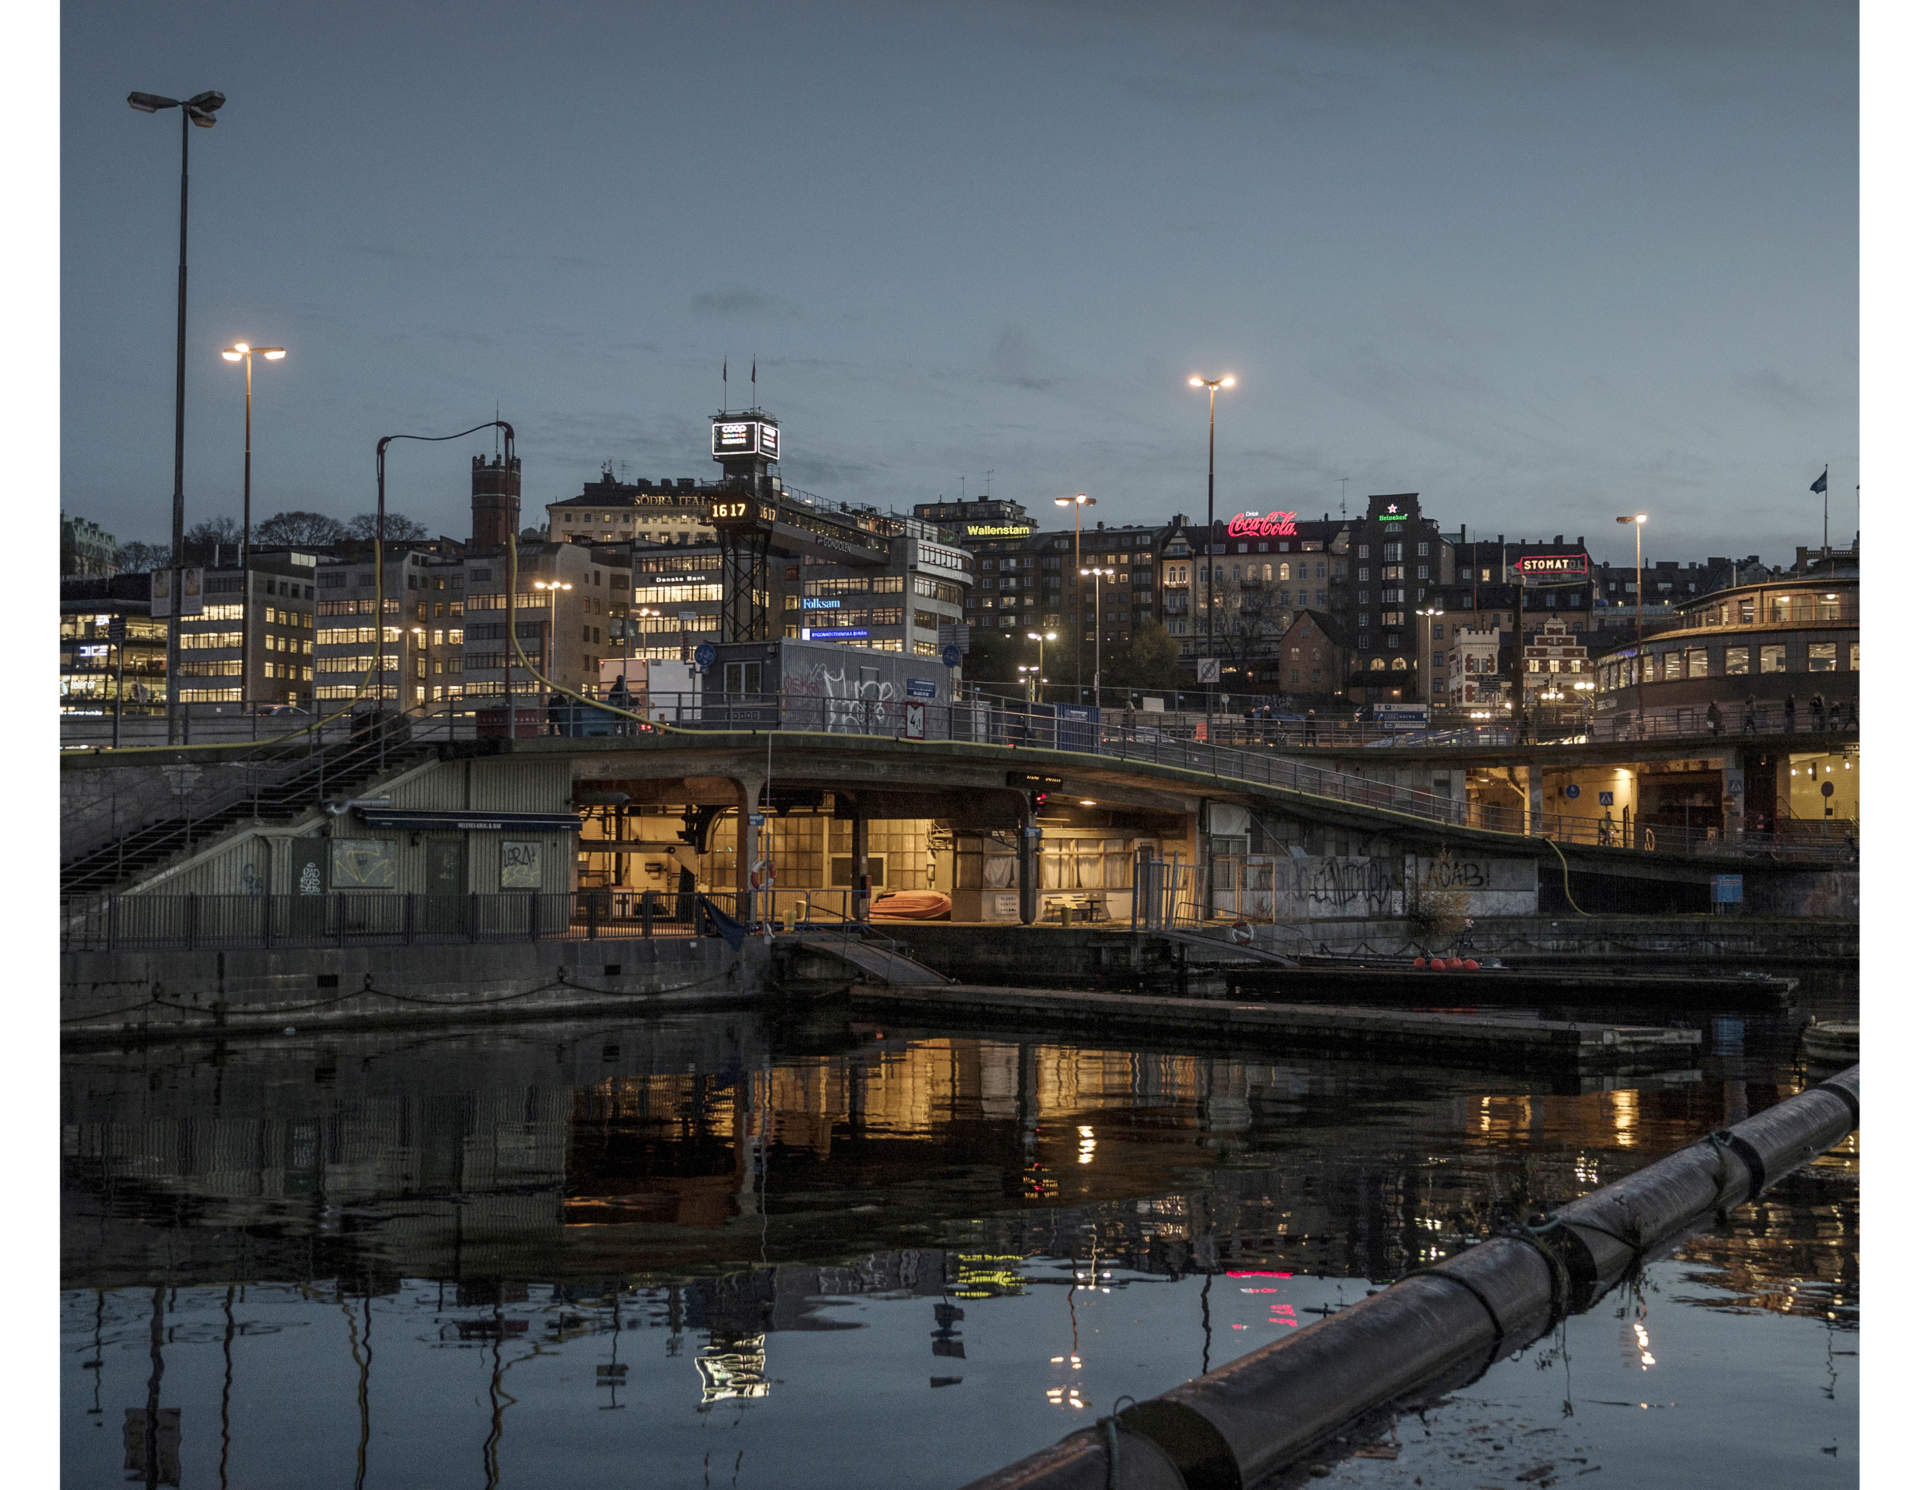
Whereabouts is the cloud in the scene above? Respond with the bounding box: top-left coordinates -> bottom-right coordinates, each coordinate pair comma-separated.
1729,368 -> 1819,417
690,287 -> 801,320
989,326 -> 1055,391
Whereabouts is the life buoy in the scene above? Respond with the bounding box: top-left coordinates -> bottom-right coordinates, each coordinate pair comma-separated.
1230,920 -> 1254,946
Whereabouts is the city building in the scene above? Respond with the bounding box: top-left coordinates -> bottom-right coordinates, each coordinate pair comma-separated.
546,466 -> 715,547
1445,624 -> 1505,708
1271,609 -> 1354,703
1163,510 -> 1346,689
59,576 -> 166,715
61,512 -> 119,577
1334,493 -> 1453,689
173,552 -> 319,708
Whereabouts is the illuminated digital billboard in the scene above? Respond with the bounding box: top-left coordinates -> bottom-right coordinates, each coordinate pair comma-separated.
711,419 -> 780,461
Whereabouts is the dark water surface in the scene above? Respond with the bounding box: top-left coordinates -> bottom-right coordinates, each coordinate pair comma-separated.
61,990 -> 1857,1489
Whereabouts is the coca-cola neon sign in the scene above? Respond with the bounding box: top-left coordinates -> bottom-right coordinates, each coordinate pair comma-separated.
1226,510 -> 1297,538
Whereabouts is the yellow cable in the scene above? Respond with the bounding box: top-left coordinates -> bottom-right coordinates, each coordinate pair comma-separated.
1543,834 -> 1593,917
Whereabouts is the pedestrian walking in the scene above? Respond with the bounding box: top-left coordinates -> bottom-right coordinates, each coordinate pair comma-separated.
1742,694 -> 1758,734
1305,708 -> 1317,745
1706,700 -> 1722,737
1810,691 -> 1825,733
1784,694 -> 1797,734
1828,697 -> 1842,732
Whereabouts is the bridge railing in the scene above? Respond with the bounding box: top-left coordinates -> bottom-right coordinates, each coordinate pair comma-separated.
60,888 -> 749,953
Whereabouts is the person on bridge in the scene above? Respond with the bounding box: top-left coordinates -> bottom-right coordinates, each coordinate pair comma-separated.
1830,697 -> 1843,731
1305,708 -> 1318,745
1784,694 -> 1797,734
1706,700 -> 1723,736
1810,691 -> 1825,733
1743,694 -> 1758,734
1598,809 -> 1614,846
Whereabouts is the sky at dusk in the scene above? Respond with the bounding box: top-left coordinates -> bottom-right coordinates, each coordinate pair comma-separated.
54,0 -> 1862,567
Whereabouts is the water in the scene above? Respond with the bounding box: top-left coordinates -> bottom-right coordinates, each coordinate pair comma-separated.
60,992 -> 1856,1489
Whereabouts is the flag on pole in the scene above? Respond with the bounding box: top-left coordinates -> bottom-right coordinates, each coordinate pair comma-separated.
1810,466 -> 1828,494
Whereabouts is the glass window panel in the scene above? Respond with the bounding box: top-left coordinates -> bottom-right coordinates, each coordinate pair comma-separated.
1759,644 -> 1787,673
1807,642 -> 1837,672
1724,645 -> 1750,675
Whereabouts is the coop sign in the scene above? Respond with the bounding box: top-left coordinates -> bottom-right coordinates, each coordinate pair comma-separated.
1227,510 -> 1298,538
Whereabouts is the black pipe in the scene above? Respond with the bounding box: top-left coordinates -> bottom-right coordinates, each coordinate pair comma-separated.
962,1065 -> 1858,1490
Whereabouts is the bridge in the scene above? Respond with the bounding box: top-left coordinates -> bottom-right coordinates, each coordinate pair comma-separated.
61,693 -> 1857,931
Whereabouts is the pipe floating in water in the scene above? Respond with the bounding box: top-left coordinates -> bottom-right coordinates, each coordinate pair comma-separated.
961,1065 -> 1858,1490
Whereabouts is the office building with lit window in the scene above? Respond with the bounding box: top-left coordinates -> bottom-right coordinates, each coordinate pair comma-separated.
171,553 -> 319,708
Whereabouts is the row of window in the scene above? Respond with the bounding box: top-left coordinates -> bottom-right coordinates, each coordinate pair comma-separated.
1597,638 -> 1859,691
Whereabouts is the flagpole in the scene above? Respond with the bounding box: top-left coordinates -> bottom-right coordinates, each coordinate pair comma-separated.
1823,463 -> 1829,555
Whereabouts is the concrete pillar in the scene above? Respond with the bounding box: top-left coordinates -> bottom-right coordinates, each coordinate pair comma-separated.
1017,798 -> 1038,925
732,771 -> 765,913
851,800 -> 870,922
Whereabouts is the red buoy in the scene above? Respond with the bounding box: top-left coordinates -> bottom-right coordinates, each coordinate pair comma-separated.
1445,957 -> 1464,970
1412,956 -> 1428,970
1462,959 -> 1480,971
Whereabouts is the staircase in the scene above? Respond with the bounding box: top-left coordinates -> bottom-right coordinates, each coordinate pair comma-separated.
61,723 -> 436,904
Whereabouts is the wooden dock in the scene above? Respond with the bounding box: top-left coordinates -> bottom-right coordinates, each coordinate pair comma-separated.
849,982 -> 1702,1072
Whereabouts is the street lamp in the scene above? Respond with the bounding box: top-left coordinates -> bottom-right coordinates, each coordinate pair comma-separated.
1416,604 -> 1445,715
1080,567 -> 1114,708
1026,630 -> 1056,703
1053,493 -> 1096,700
534,580 -> 573,677
129,86 -> 226,743
220,341 -> 284,708
1188,374 -> 1234,715
1615,512 -> 1648,728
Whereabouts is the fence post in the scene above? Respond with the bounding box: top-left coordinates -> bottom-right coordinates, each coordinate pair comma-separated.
641,893 -> 654,939
587,891 -> 598,940
261,893 -> 272,949
529,891 -> 540,942
185,895 -> 199,951
469,892 -> 479,943
106,896 -> 117,953
404,893 -> 416,945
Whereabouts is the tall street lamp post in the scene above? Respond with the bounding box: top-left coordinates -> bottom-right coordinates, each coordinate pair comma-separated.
534,579 -> 573,677
129,87 -> 226,744
1080,567 -> 1114,708
220,341 -> 284,707
1188,374 -> 1235,724
1025,630 -> 1056,704
1053,493 -> 1095,701
1615,512 -> 1648,730
1416,604 -> 1445,715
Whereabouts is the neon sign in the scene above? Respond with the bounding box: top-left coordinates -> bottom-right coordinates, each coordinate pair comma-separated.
1226,510 -> 1298,538
1514,554 -> 1589,576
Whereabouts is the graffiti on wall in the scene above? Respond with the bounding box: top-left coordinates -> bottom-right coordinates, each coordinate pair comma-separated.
1303,858 -> 1400,917
785,660 -> 898,733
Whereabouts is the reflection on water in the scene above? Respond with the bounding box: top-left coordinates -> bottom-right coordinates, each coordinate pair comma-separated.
61,1006 -> 1856,1489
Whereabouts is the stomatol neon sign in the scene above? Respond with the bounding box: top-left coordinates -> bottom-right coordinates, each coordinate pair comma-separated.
1226,510 -> 1298,538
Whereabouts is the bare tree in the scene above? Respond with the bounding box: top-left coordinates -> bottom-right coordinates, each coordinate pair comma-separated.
346,512 -> 430,541
254,510 -> 348,547
181,515 -> 246,565
114,540 -> 170,574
